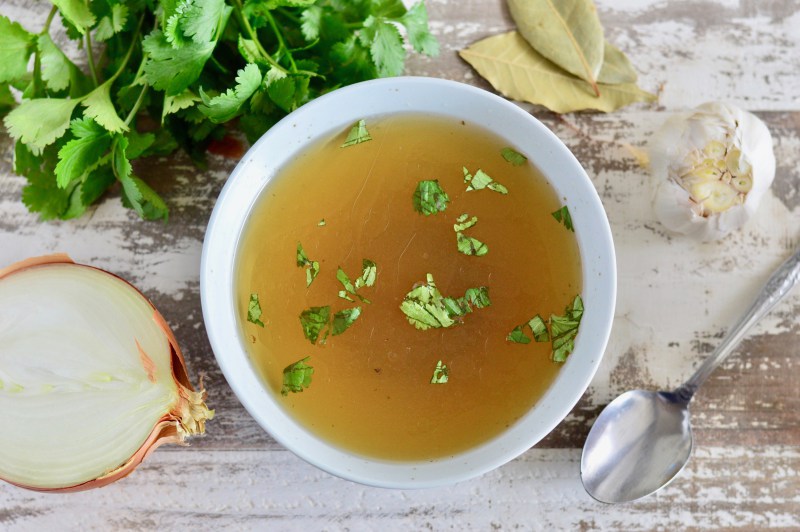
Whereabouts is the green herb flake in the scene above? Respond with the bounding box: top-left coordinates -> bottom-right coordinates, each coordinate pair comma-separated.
549,295 -> 583,362
501,147 -> 527,166
552,206 -> 574,232
453,213 -> 478,232
338,260 -> 377,302
430,360 -> 449,384
332,307 -> 362,336
341,119 -> 372,147
413,179 -> 450,215
400,273 -> 490,330
463,167 -> 508,194
318,219 -> 326,226
529,315 -> 550,342
247,293 -> 265,328
281,357 -> 314,396
299,306 -> 330,344
456,232 -> 489,257
507,325 -> 531,344
296,242 -> 320,287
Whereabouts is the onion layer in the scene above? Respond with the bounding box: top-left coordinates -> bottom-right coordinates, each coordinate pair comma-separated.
0,255 -> 213,492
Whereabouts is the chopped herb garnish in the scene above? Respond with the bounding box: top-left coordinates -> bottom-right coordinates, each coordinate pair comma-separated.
299,306 -> 330,344
453,213 -> 488,256
296,242 -> 320,287
247,293 -> 265,328
318,219 -> 326,226
552,206 -> 574,232
341,119 -> 372,147
430,360 -> 449,384
463,167 -> 508,194
412,179 -> 450,215
281,357 -> 314,396
501,147 -> 528,166
456,233 -> 489,257
453,213 -> 478,232
337,259 -> 377,303
400,273 -> 490,330
507,296 -> 583,363
529,315 -> 550,342
332,307 -> 362,336
507,325 -> 532,344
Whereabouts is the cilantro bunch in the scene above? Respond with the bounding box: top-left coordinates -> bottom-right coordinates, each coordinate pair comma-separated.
0,0 -> 438,221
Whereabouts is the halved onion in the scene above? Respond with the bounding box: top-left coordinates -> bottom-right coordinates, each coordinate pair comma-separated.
0,255 -> 213,492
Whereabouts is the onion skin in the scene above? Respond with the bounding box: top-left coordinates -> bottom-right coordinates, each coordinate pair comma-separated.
0,254 -> 213,493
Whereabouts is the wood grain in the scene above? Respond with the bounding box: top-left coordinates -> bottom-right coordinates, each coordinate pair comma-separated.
1,0 -> 799,528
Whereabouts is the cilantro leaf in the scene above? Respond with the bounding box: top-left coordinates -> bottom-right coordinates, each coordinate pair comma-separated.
355,259 -> 377,289
281,356 -> 314,396
454,214 -> 488,256
332,307 -> 362,336
456,233 -> 488,257
529,315 -> 550,342
430,360 -> 449,384
341,119 -> 372,147
182,0 -> 232,44
82,81 -> 128,133
463,167 -> 508,194
94,4 -> 129,42
248,292 -> 265,327
300,5 -> 323,41
51,0 -> 96,34
402,2 -> 439,57
143,30 -> 216,96
0,15 -> 35,84
413,180 -> 449,215
552,206 -> 574,232
507,326 -> 531,344
55,118 -> 111,188
113,135 -> 169,221
400,273 -> 490,330
296,242 -> 320,287
453,213 -> 477,232
363,17 -> 406,78
17,142 -> 71,220
4,98 -> 80,154
199,63 -> 262,123
80,165 -> 115,206
38,34 -> 89,94
299,306 -> 330,344
162,90 -> 200,121
501,147 -> 527,166
0,83 -> 14,118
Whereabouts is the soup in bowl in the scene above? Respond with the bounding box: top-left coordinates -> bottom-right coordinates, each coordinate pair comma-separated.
201,77 -> 616,487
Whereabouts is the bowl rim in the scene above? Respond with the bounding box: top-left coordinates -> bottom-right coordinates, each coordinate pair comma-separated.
201,76 -> 616,488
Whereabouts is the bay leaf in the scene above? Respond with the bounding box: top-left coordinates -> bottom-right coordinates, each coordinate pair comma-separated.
458,32 -> 656,114
597,41 -> 637,84
507,0 -> 604,94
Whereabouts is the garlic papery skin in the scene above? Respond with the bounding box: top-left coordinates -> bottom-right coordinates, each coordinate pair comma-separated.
651,102 -> 775,241
0,255 -> 213,492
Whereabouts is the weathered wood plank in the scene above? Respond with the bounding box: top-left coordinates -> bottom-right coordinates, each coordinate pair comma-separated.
0,447 -> 798,530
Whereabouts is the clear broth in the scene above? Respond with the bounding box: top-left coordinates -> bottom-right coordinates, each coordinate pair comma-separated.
236,114 -> 581,460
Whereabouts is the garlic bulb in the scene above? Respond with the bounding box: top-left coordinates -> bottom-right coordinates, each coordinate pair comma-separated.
650,102 -> 775,241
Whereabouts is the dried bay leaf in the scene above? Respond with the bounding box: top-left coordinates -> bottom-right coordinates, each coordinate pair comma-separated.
507,0 -> 604,95
597,41 -> 637,84
459,32 -> 656,114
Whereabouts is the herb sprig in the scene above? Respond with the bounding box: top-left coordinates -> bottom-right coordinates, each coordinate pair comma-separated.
1,1 -> 438,221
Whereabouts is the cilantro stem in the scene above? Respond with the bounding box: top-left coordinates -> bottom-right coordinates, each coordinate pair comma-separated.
42,6 -> 57,34
275,8 -> 300,24
85,32 -> 100,87
231,0 -> 288,74
107,15 -> 145,85
265,11 -> 297,73
124,86 -> 148,127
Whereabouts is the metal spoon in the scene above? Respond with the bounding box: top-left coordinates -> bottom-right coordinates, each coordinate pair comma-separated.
581,246 -> 800,504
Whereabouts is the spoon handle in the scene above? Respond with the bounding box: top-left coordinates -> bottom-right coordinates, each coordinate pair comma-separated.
677,246 -> 800,401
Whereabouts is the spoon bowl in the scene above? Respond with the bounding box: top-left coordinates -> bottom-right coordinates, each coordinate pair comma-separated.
581,246 -> 800,503
581,390 -> 692,503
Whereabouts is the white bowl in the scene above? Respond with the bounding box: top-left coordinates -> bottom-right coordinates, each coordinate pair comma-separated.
201,77 -> 616,488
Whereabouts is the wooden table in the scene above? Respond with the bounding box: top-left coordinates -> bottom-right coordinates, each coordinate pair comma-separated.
2,0 -> 799,529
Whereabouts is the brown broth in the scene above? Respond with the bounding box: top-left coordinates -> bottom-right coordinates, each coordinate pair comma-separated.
236,114 -> 582,460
